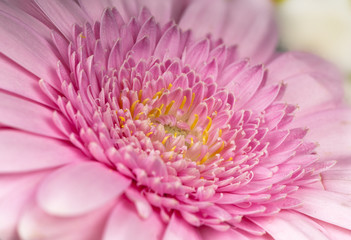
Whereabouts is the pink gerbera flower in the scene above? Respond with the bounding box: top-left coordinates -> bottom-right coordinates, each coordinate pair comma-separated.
1,0 -> 351,239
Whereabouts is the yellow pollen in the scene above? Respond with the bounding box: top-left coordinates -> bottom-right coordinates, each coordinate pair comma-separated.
174,132 -> 177,137
190,114 -> 199,130
210,141 -> 225,157
202,130 -> 209,144
227,157 -> 233,161
165,101 -> 175,114
189,137 -> 194,148
205,116 -> 212,132
155,104 -> 164,118
190,93 -> 195,107
179,96 -> 187,109
119,116 -> 126,122
142,98 -> 150,105
135,112 -> 145,120
199,153 -> 209,164
153,89 -> 164,99
131,100 -> 140,117
162,135 -> 170,145
138,90 -> 143,100
167,83 -> 173,90
146,132 -> 153,137
219,129 -> 223,137
79,33 -> 86,38
171,146 -> 176,151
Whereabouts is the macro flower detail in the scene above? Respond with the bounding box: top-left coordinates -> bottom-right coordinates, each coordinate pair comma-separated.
1,0 -> 351,240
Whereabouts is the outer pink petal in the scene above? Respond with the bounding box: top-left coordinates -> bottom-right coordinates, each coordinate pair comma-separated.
0,130 -> 85,173
103,197 -> 165,240
0,55 -> 54,107
179,0 -> 277,63
315,219 -> 351,240
0,172 -> 47,240
163,214 -> 202,240
322,158 -> 351,194
290,108 -> 351,159
77,0 -> 112,21
292,188 -> 351,230
251,211 -> 329,240
200,227 -> 250,240
35,0 -> 90,39
109,0 -> 188,24
18,200 -> 113,240
267,52 -> 344,114
0,10 -> 60,90
0,91 -> 65,139
37,162 -> 131,216
2,0 -> 56,30
0,1 -> 52,41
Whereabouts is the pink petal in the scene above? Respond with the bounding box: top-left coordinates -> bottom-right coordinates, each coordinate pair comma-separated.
179,0 -> 277,63
0,172 -> 47,239
35,0 -> 90,39
321,160 -> 351,194
290,108 -> 351,159
251,210 -> 329,240
0,91 -> 65,139
103,197 -> 165,240
200,226 -> 251,240
315,219 -> 351,240
0,130 -> 85,173
37,162 -> 131,216
267,52 -> 344,114
163,214 -> 202,240
78,0 -> 112,21
0,55 -> 54,107
0,1 -> 52,41
0,10 -> 60,89
18,200 -> 113,240
292,188 -> 351,230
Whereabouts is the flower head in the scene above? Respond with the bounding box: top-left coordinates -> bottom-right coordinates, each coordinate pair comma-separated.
1,0 -> 351,240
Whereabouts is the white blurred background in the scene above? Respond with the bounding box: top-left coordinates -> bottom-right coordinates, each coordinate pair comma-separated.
274,0 -> 351,103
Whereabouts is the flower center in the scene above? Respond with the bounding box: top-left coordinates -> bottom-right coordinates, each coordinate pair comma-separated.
114,80 -> 232,166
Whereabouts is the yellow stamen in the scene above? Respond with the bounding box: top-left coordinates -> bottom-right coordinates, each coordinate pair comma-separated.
153,89 -> 164,99
190,93 -> 195,107
155,104 -> 164,118
189,137 -> 194,148
174,132 -> 177,137
179,96 -> 187,109
162,135 -> 170,145
190,114 -> 199,130
205,116 -> 212,132
165,100 -> 175,114
146,132 -> 153,137
119,116 -> 126,122
202,130 -> 209,144
171,146 -> 176,151
167,83 -> 173,90
227,157 -> 233,161
131,100 -> 140,117
199,153 -> 209,164
219,129 -> 223,137
142,98 -> 150,105
80,33 -> 86,38
138,90 -> 143,100
210,141 -> 225,157
135,112 -> 145,120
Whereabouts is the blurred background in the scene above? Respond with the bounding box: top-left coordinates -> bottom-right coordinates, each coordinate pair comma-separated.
273,0 -> 351,103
